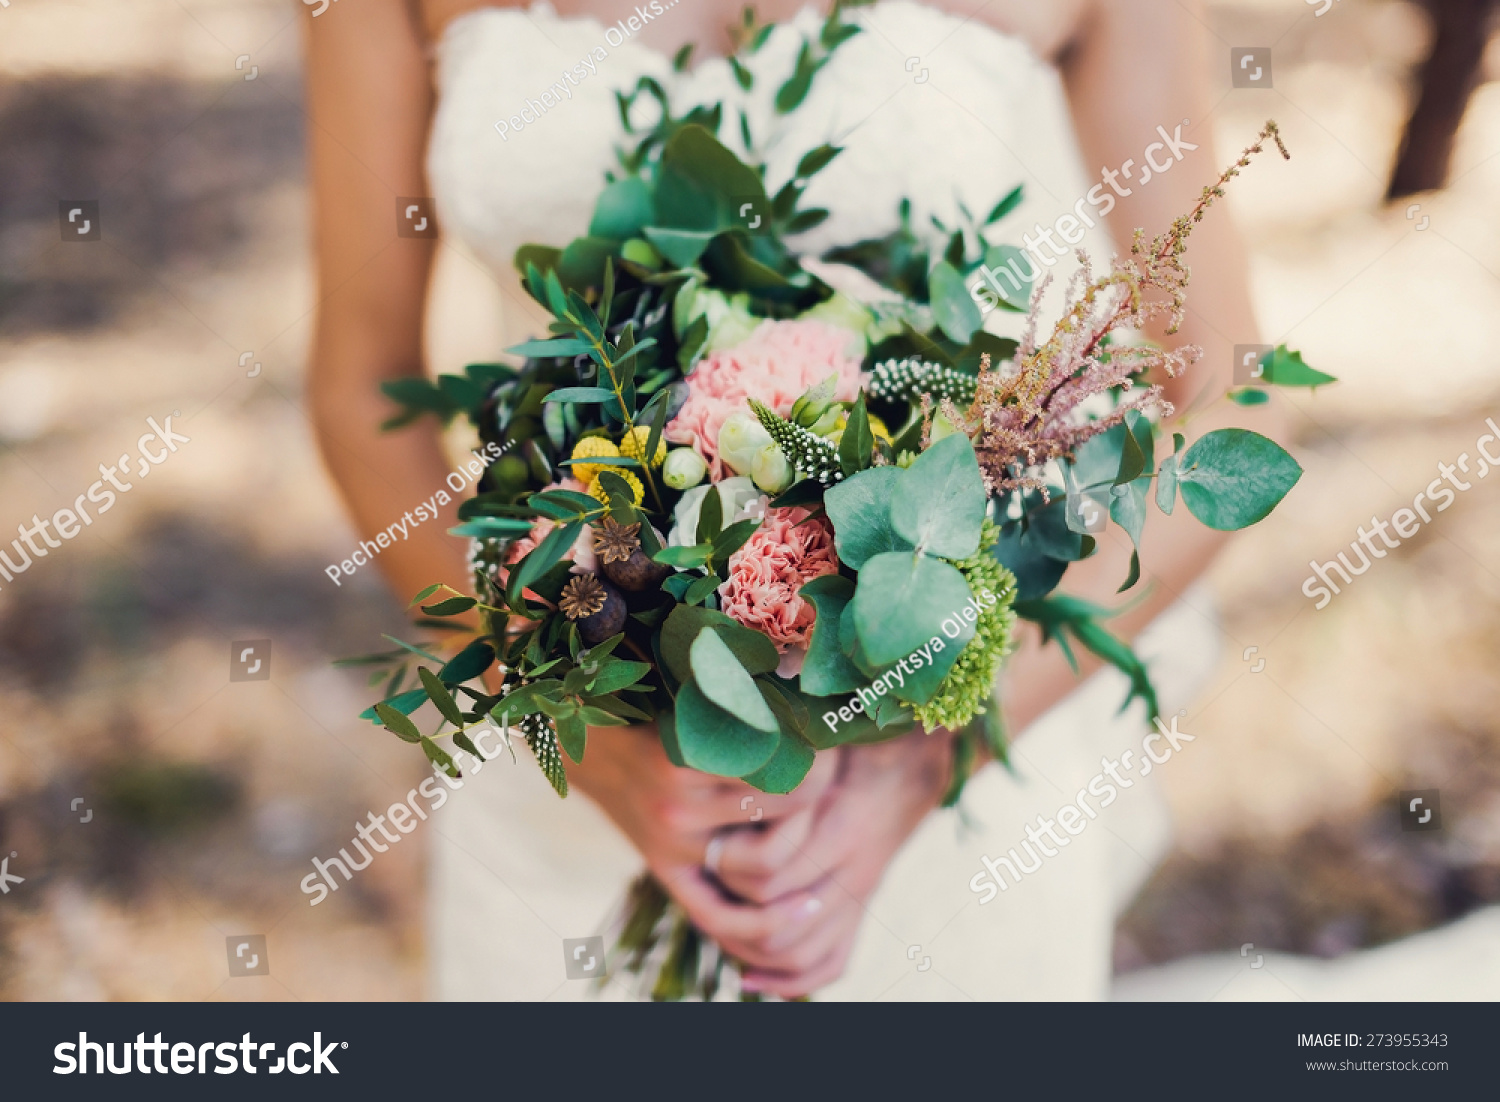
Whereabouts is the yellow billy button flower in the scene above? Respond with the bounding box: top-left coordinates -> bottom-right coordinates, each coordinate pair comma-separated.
586,470 -> 644,509
618,425 -> 667,469
569,436 -> 619,484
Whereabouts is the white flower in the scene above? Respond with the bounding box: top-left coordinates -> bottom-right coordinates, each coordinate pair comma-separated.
667,476 -> 768,547
716,411 -> 773,475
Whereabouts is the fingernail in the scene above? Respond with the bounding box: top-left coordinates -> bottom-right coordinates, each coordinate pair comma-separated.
801,897 -> 823,917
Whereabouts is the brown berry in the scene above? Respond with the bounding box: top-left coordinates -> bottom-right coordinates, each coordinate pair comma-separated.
576,580 -> 627,645
601,548 -> 671,593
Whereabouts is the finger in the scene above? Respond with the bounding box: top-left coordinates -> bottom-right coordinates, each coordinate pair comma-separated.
738,903 -> 862,997
734,789 -> 870,904
665,867 -> 826,966
713,807 -> 818,902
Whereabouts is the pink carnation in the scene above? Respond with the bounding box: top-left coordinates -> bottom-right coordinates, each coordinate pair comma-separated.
719,507 -> 839,651
665,319 -> 864,479
503,477 -> 597,576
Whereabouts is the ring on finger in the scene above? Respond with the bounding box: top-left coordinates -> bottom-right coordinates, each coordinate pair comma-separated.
704,832 -> 727,875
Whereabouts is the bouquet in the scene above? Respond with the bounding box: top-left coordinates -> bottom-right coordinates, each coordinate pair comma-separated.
350,6 -> 1330,999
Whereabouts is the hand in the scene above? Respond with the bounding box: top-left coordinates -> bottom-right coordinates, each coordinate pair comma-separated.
688,727 -> 957,998
564,721 -> 839,922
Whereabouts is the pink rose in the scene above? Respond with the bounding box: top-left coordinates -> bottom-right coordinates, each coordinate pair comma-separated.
719,507 -> 839,652
665,319 -> 864,479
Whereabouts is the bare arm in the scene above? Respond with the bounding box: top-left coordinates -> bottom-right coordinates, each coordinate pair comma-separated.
303,0 -> 470,613
995,0 -> 1291,731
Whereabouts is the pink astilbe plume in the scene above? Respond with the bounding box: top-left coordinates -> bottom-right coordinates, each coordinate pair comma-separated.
950,121 -> 1289,496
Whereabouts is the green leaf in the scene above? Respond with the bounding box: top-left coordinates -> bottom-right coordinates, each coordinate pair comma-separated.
659,604 -> 779,683
1259,345 -> 1337,389
823,467 -> 911,568
838,393 -> 874,477
576,706 -> 630,727
543,387 -> 617,404
696,481 -> 724,545
729,55 -> 753,90
740,723 -> 816,794
1115,419 -> 1149,484
689,629 -> 778,733
380,634 -> 444,664
796,144 -> 842,179
589,176 -> 654,239
929,260 -> 982,343
361,688 -> 427,724
421,736 -> 460,778
653,544 -> 712,569
653,124 -> 767,231
977,244 -> 1034,311
418,667 -> 465,728
711,518 -> 760,564
449,518 -> 537,539
1117,549 -> 1141,594
407,583 -> 444,607
508,521 -> 582,602
529,488 -> 604,517
643,227 -> 718,268
889,433 -> 986,559
775,43 -> 818,113
506,338 -> 592,358
852,552 -> 974,677
452,730 -> 483,763
373,701 -> 422,743
796,574 -> 863,696
1176,429 -> 1303,531
587,660 -> 650,694
420,596 -> 476,617
555,711 -> 587,763
1227,386 -> 1271,406
683,573 -> 722,606
1155,454 -> 1178,515
672,681 -> 779,777
438,640 -> 494,685
984,185 -> 1023,225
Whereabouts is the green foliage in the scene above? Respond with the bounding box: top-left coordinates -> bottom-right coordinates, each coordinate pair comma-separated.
890,434 -> 987,559
1258,345 -> 1336,389
913,521 -> 1018,731
823,466 -> 910,568
1014,594 -> 1160,722
1176,428 -> 1303,531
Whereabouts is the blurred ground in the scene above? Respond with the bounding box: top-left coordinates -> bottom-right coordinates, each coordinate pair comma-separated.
0,0 -> 1498,1000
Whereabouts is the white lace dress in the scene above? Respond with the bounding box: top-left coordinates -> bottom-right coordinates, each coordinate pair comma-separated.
423,1 -> 1223,1000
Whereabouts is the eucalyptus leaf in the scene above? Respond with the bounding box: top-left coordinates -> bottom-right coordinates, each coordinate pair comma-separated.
1176,429 -> 1303,531
673,681 -> 779,777
689,629 -> 778,733
823,467 -> 910,568
797,574 -> 863,696
889,433 -> 986,559
930,260 -> 982,343
852,551 -> 974,672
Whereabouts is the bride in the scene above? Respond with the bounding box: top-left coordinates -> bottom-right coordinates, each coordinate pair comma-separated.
304,0 -> 1277,999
